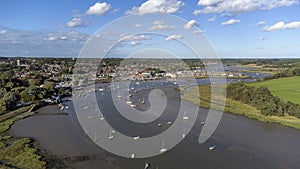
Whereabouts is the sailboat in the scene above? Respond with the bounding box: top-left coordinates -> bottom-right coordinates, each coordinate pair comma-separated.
144,162 -> 150,169
117,90 -> 122,98
84,129 -> 89,136
133,136 -> 140,140
183,109 -> 189,120
93,130 -> 98,141
160,139 -> 168,153
130,153 -> 136,159
108,129 -> 114,140
209,145 -> 216,150
141,97 -> 145,104
98,113 -> 105,120
182,127 -> 186,139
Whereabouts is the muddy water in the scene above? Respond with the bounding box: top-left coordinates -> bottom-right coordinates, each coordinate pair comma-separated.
10,80 -> 300,169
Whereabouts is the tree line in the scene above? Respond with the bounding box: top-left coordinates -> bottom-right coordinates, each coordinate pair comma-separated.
0,70 -> 56,114
227,82 -> 300,118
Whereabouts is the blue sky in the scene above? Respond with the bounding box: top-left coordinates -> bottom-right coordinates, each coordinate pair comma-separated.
0,0 -> 300,58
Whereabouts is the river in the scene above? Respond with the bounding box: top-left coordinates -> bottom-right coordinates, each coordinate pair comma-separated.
9,70 -> 300,169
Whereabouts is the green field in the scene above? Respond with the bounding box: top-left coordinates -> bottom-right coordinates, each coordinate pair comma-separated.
248,76 -> 300,105
181,84 -> 300,130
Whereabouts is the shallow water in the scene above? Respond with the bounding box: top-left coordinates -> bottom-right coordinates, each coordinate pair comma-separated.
10,80 -> 300,169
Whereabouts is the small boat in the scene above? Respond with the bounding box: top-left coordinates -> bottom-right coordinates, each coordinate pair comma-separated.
144,162 -> 150,169
83,105 -> 89,109
117,90 -> 122,98
160,139 -> 168,153
141,97 -> 145,104
166,121 -> 172,125
109,135 -> 114,140
133,136 -> 140,140
126,101 -> 133,104
201,121 -> 205,126
130,104 -> 136,108
209,145 -> 216,150
158,123 -> 162,127
130,153 -> 136,159
84,129 -> 89,136
183,109 -> 189,120
88,116 -> 95,119
108,129 -> 116,140
98,113 -> 105,120
99,88 -> 104,92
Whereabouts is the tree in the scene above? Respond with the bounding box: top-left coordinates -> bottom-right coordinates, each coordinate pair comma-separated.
0,99 -> 7,114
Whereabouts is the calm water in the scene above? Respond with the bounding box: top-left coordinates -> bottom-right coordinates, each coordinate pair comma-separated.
10,78 -> 300,169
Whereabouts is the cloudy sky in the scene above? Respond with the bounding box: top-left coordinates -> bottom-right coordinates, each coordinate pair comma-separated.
0,0 -> 299,58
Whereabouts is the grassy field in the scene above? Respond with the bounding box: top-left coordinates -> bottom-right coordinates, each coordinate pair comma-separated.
181,85 -> 300,130
248,76 -> 300,105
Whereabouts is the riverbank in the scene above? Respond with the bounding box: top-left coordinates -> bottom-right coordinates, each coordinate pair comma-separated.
0,104 -> 47,169
181,85 -> 300,130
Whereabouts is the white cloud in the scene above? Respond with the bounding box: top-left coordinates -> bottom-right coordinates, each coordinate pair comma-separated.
149,21 -> 175,30
193,10 -> 201,15
48,36 -> 57,41
207,16 -> 216,22
86,2 -> 111,16
197,0 -> 299,14
67,17 -> 90,28
113,9 -> 119,13
263,21 -> 300,31
60,36 -> 68,40
130,41 -> 141,45
221,19 -> 240,26
165,34 -> 183,41
198,0 -> 223,6
120,34 -> 151,41
0,30 -> 8,34
183,20 -> 199,30
193,30 -> 205,34
126,0 -> 184,14
134,24 -> 142,28
256,21 -> 266,26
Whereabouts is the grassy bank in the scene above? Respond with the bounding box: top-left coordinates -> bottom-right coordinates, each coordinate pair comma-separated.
181,85 -> 300,129
0,105 -> 47,169
248,76 -> 300,105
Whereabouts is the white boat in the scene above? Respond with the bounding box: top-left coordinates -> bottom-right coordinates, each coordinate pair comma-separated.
130,153 -> 136,159
93,130 -> 98,141
84,129 -> 89,136
160,139 -> 168,153
182,109 -> 189,120
83,105 -> 89,109
88,116 -> 95,119
117,90 -> 122,98
209,145 -> 216,150
144,162 -> 150,169
98,113 -> 105,120
133,136 -> 140,140
99,88 -> 104,92
108,130 -> 114,140
130,104 -> 136,108
126,101 -> 133,104
166,121 -> 172,125
141,97 -> 145,104
158,123 -> 162,127
201,121 -> 205,125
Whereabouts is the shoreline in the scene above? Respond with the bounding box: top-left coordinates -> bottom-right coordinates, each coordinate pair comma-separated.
181,85 -> 300,130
